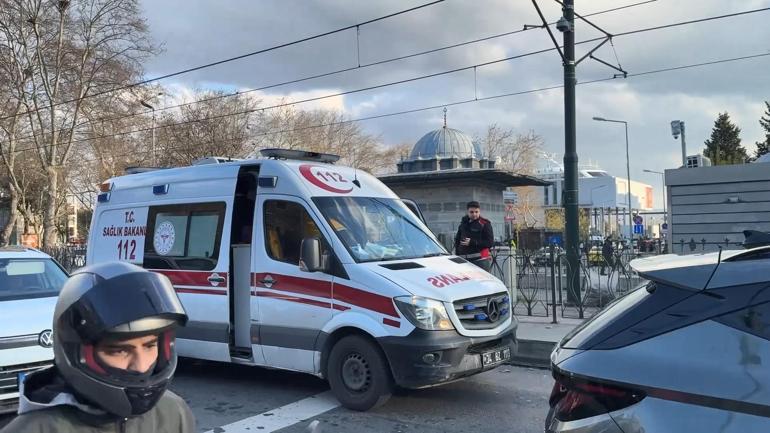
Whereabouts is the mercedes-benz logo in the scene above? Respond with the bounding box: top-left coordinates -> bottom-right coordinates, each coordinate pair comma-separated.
38,329 -> 53,348
486,298 -> 501,322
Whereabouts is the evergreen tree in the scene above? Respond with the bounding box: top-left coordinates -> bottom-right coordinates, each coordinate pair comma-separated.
703,112 -> 748,165
755,101 -> 770,160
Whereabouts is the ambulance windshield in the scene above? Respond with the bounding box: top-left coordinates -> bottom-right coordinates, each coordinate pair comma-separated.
313,197 -> 447,263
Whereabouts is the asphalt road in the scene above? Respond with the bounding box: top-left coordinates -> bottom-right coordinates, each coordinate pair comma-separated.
1,360 -> 553,433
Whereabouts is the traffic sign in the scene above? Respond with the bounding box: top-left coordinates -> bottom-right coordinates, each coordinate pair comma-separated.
503,191 -> 519,204
661,223 -> 668,231
633,215 -> 643,225
633,224 -> 644,234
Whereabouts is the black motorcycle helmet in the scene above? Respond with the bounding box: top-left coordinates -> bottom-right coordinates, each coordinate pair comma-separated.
52,262 -> 188,418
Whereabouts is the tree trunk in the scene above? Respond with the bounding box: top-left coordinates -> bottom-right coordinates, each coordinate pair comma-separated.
42,166 -> 59,247
0,189 -> 19,246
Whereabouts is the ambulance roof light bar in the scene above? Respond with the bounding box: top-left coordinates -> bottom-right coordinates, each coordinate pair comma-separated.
192,157 -> 244,165
259,148 -> 340,164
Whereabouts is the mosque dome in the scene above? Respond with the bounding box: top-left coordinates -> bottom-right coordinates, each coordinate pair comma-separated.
408,127 -> 483,161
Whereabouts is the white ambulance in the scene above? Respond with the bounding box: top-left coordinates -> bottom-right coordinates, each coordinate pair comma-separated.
87,149 -> 517,410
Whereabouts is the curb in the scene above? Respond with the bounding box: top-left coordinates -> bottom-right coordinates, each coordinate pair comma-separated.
509,339 -> 555,369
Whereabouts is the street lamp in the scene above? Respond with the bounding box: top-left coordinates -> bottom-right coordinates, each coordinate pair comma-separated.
593,116 -> 633,241
140,92 -> 163,167
643,169 -> 667,224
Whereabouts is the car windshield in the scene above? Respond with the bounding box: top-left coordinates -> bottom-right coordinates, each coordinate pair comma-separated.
0,258 -> 68,301
313,197 -> 447,263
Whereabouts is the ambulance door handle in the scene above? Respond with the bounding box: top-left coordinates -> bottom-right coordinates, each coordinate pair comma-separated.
260,275 -> 276,288
207,274 -> 226,285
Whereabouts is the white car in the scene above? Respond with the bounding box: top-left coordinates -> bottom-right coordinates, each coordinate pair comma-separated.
0,247 -> 68,414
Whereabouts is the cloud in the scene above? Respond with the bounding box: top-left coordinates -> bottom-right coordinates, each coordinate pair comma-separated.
139,0 -> 770,210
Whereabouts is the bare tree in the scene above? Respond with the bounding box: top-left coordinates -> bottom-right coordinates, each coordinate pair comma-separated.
0,0 -> 154,247
252,105 -> 392,173
156,90 -> 258,166
477,125 -> 543,174
476,125 -> 545,230
376,141 -> 413,175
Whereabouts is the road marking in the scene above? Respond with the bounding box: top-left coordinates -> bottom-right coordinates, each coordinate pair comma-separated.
205,391 -> 339,433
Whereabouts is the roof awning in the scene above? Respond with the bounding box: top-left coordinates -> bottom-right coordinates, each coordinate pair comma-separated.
378,169 -> 550,188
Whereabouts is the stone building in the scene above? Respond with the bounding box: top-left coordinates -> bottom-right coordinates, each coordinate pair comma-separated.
379,120 -> 547,250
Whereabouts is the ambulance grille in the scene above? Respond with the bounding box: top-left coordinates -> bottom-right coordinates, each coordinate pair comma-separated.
453,292 -> 510,330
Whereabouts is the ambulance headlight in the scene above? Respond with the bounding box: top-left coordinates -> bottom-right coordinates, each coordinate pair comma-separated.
394,296 -> 454,331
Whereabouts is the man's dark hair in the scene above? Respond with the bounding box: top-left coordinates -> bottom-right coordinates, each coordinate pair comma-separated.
467,201 -> 480,209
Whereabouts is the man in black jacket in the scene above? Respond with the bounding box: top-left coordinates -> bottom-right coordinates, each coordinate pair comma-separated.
454,201 -> 495,271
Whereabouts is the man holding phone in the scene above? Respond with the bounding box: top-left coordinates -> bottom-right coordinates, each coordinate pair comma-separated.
454,201 -> 495,271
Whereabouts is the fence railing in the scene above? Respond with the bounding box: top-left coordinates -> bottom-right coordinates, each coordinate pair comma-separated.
41,243 -> 648,321
489,247 -> 649,321
42,245 -> 87,273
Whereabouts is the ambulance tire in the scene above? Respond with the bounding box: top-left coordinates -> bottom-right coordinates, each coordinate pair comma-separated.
327,335 -> 393,411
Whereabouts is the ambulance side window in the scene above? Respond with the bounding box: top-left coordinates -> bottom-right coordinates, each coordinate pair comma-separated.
144,202 -> 225,271
263,200 -> 327,266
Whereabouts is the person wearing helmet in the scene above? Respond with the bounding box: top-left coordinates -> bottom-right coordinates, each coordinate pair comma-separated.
1,262 -> 194,433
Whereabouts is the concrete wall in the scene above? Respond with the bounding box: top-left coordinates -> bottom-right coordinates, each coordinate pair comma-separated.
388,182 -> 507,251
665,162 -> 770,254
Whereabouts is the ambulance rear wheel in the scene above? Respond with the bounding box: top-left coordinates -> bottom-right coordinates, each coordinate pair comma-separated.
327,335 -> 393,411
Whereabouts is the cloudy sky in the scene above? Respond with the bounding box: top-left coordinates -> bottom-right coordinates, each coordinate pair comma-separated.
138,0 -> 770,209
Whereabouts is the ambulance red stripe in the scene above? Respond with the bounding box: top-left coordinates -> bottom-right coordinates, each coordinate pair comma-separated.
252,273 -> 331,299
253,290 -> 331,309
253,290 -> 352,312
382,318 -> 401,328
153,269 -> 228,287
252,272 -> 398,318
175,287 -> 227,296
333,283 -> 399,318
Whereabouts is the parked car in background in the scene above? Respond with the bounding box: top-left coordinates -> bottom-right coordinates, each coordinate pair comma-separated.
534,246 -> 564,266
0,247 -> 68,414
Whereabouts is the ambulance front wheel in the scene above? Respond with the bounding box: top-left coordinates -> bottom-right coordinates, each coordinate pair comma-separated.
327,334 -> 393,411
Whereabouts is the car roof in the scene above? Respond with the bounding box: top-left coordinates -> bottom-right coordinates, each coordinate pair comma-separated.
0,246 -> 53,260
630,246 -> 770,290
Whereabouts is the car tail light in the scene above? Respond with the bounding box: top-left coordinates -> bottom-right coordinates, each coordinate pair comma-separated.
549,373 -> 645,422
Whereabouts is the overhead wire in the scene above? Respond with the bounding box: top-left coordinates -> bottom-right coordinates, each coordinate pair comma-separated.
63,50 -> 770,166
8,0 -> 659,143
6,4 -> 770,157
0,0 -> 446,122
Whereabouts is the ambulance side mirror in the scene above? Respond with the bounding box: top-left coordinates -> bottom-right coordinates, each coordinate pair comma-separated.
300,238 -> 326,273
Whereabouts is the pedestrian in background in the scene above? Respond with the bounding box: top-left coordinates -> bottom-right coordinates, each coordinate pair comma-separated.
454,201 -> 494,271
600,237 -> 614,275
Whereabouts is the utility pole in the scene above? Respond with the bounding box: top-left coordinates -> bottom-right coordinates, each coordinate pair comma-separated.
140,100 -> 156,166
531,0 -> 626,310
562,0 -> 580,304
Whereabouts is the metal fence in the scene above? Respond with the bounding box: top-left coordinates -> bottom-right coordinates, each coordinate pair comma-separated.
489,247 -> 649,321
42,245 -> 87,273
39,243 -> 648,321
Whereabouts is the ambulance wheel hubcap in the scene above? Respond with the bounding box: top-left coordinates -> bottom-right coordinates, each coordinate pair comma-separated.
341,353 -> 370,392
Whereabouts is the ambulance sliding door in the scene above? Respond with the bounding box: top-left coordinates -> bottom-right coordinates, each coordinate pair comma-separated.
252,196 -> 334,373
143,202 -> 231,362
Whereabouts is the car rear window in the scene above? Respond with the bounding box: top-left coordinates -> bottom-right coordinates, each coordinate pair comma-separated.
0,258 -> 68,301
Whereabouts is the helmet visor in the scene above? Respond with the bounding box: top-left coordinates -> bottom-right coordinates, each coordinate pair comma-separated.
72,271 -> 187,342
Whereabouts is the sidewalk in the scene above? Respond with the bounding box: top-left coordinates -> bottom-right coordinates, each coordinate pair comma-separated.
512,315 -> 585,368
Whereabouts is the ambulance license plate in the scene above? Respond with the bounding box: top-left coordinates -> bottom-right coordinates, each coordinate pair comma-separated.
481,347 -> 511,366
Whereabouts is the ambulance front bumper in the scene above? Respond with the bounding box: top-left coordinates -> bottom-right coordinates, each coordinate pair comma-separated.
377,319 -> 517,389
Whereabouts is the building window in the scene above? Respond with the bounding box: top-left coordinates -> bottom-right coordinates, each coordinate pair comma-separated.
544,186 -> 550,206
443,202 -> 457,212
144,202 -> 225,271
